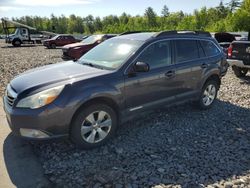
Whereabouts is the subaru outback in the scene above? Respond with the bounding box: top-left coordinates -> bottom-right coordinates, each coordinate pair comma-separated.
3,31 -> 228,149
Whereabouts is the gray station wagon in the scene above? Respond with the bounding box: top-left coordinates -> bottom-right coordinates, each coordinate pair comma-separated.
3,31 -> 228,149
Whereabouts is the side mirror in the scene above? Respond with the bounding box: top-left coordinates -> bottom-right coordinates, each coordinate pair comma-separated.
134,62 -> 150,72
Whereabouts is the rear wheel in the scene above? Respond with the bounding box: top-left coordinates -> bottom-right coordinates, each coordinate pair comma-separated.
232,66 -> 248,77
197,80 -> 219,110
70,103 -> 118,149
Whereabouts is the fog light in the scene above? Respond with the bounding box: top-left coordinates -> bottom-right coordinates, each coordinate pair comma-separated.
20,128 -> 50,138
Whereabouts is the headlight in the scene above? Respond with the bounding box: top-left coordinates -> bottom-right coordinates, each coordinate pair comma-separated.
16,85 -> 64,109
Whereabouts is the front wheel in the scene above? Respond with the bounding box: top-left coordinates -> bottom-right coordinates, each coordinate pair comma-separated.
50,43 -> 56,49
70,103 -> 118,149
198,80 -> 219,110
12,39 -> 21,47
232,66 -> 248,78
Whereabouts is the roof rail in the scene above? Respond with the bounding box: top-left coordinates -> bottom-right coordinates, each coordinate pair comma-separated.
119,31 -> 143,36
155,30 -> 212,38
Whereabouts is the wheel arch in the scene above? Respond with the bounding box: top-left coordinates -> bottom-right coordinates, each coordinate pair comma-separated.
69,96 -> 120,132
12,38 -> 22,46
206,74 -> 221,87
201,73 -> 221,90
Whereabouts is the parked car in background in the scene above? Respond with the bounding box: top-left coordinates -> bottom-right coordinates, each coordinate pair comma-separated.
228,39 -> 250,77
3,31 -> 228,149
214,32 -> 236,55
62,34 -> 116,60
43,34 -> 81,49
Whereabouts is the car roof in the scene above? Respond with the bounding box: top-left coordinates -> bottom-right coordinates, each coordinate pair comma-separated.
57,34 -> 73,37
115,31 -> 213,42
116,32 -> 156,41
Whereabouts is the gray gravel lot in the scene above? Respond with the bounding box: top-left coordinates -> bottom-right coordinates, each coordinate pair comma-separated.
0,40 -> 250,188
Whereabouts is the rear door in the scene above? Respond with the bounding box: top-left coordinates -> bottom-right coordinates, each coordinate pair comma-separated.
200,40 -> 227,75
63,36 -> 71,45
173,39 -> 205,100
68,36 -> 76,44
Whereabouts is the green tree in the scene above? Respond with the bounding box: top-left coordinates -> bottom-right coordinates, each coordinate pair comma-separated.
216,1 -> 230,19
161,5 -> 170,17
232,0 -> 250,32
226,0 -> 242,12
144,7 -> 158,28
94,17 -> 103,32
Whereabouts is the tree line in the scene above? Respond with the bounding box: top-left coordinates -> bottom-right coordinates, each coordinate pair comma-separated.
1,0 -> 250,35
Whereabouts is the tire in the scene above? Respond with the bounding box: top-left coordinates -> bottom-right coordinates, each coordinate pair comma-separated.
197,80 -> 219,110
50,43 -> 56,49
70,103 -> 118,149
232,66 -> 248,78
12,39 -> 21,47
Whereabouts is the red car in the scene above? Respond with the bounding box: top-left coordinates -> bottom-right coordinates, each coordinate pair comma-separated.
43,34 -> 80,49
62,34 -> 116,60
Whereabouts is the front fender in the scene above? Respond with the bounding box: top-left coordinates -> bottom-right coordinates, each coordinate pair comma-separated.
66,82 -> 123,120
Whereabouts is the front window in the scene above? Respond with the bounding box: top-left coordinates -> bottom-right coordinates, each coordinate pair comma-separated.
79,38 -> 143,70
136,41 -> 172,69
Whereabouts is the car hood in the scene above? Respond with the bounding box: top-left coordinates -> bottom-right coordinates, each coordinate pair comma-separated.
43,39 -> 53,42
7,34 -> 16,39
10,61 -> 109,94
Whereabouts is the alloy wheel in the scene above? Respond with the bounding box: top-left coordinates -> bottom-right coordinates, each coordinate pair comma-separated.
81,111 -> 112,143
202,84 -> 216,106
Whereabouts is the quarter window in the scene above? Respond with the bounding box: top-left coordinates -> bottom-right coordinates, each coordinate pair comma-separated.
137,41 -> 171,69
175,40 -> 199,63
200,40 -> 220,57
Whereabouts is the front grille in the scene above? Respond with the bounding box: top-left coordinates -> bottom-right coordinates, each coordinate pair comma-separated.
7,95 -> 15,107
5,85 -> 17,108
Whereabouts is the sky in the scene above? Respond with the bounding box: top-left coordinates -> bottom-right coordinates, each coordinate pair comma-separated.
0,0 -> 231,18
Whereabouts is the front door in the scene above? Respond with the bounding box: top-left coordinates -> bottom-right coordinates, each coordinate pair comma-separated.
124,40 -> 179,112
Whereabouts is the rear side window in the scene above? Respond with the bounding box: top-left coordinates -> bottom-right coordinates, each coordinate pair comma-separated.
200,40 -> 220,57
175,40 -> 199,63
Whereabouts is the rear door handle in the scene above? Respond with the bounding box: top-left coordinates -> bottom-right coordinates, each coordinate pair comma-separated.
165,70 -> 175,78
201,63 -> 208,69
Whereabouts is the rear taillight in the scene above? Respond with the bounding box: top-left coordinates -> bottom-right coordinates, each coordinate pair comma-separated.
228,44 -> 233,58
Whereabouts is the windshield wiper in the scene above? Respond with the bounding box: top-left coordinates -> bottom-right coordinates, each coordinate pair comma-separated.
83,62 -> 94,67
82,62 -> 105,70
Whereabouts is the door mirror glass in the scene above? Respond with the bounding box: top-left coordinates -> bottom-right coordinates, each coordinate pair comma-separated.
134,62 -> 150,72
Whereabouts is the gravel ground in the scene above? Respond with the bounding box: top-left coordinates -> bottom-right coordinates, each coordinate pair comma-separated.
1,40 -> 250,188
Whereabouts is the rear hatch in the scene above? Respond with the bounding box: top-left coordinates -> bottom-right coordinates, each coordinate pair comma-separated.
230,41 -> 250,65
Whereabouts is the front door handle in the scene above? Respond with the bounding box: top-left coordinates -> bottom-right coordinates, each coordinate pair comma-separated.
201,63 -> 208,69
165,70 -> 175,78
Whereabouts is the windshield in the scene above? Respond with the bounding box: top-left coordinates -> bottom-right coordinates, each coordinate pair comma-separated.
81,35 -> 103,44
51,35 -> 59,40
79,38 -> 143,70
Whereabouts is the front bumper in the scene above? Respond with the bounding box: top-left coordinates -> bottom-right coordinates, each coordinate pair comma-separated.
3,96 -> 69,140
227,59 -> 250,69
5,38 -> 12,44
43,42 -> 50,47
